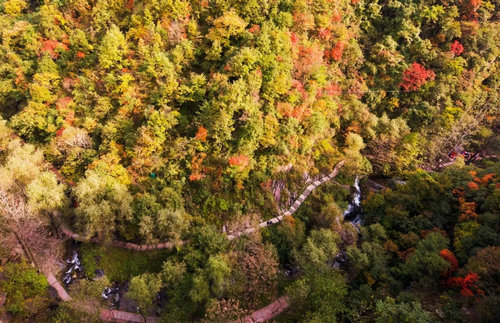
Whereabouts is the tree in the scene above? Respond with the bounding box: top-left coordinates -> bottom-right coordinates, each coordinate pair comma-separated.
375,297 -> 433,323
0,260 -> 48,317
446,272 -> 484,297
73,170 -> 133,241
450,40 -> 464,56
3,0 -> 27,17
205,254 -> 231,297
3,141 -> 44,185
286,269 -> 348,322
161,260 -> 186,287
26,171 -> 67,236
400,62 -> 435,92
203,298 -> 249,323
98,25 -> 129,69
466,246 -> 500,293
0,186 -> 44,268
294,229 -> 340,273
401,232 -> 450,282
343,133 -> 370,174
0,142 -> 57,269
229,240 -> 279,307
189,272 -> 211,304
157,208 -> 188,243
126,273 -> 162,315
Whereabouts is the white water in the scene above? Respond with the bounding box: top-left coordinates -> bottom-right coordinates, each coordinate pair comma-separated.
343,176 -> 362,225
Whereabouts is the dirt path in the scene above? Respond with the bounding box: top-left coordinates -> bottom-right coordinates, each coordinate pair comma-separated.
45,272 -> 160,323
100,309 -> 159,323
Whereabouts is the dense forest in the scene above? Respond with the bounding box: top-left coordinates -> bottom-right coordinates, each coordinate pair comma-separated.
0,0 -> 498,322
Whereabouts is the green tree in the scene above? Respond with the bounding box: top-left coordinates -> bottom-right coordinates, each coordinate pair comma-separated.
375,297 -> 433,323
0,260 -> 48,317
401,232 -> 450,282
26,171 -> 67,236
294,228 -> 340,273
126,273 -> 162,315
73,170 -> 132,241
98,25 -> 128,69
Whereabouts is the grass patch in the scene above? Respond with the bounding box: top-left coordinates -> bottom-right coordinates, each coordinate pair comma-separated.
80,243 -> 171,282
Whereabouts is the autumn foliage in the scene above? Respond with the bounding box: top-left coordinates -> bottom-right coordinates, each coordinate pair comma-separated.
228,154 -> 250,168
400,62 -> 435,91
453,188 -> 478,221
450,40 -> 464,56
468,171 -> 496,189
76,51 -> 86,59
447,272 -> 484,297
459,0 -> 482,20
189,153 -> 206,181
325,41 -> 345,62
41,39 -> 68,59
440,249 -> 458,277
195,126 -> 208,141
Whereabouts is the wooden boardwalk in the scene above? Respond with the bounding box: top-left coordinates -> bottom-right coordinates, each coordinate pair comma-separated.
61,160 -> 345,249
227,160 -> 345,240
230,297 -> 290,323
46,273 -> 72,301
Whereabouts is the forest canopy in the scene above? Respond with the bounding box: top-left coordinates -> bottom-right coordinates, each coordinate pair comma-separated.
0,0 -> 498,322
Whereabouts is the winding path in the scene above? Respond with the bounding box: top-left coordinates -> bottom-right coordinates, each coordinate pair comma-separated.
50,161 -> 345,322
45,271 -> 159,322
46,273 -> 72,301
11,130 -> 343,322
227,160 -> 345,240
61,160 -> 346,250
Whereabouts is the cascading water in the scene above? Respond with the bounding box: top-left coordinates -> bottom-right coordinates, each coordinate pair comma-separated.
63,251 -> 83,285
343,176 -> 362,225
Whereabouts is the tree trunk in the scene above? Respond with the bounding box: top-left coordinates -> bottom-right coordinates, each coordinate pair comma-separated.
13,231 -> 39,269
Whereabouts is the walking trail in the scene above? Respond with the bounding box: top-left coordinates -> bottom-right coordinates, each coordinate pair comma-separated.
50,161 -> 345,322
61,160 -> 346,250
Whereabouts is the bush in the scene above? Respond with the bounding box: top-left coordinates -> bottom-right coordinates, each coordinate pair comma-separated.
0,261 -> 48,317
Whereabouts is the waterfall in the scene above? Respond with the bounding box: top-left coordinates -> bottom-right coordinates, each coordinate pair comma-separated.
343,176 -> 362,225
63,251 -> 83,285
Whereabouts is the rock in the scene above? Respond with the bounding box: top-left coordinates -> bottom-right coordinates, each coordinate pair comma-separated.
114,293 -> 120,303
1,258 -> 8,266
94,269 -> 105,278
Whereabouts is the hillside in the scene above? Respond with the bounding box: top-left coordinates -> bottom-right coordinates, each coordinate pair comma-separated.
0,0 -> 498,322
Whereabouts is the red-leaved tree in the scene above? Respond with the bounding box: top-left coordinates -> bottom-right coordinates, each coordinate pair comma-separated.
400,62 -> 435,92
447,272 -> 484,297
440,249 -> 459,277
325,41 -> 345,62
450,40 -> 464,56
